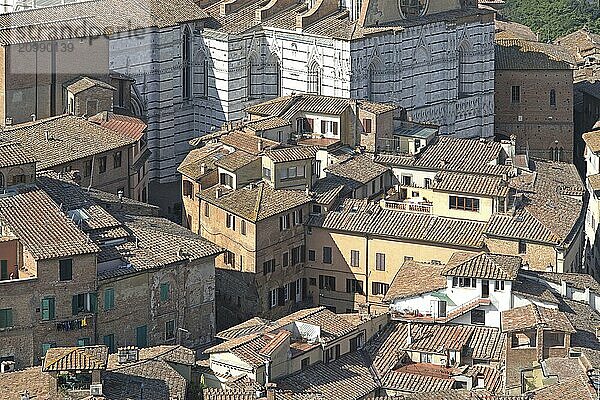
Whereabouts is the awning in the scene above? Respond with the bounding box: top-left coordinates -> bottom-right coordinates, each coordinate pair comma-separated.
431,292 -> 456,306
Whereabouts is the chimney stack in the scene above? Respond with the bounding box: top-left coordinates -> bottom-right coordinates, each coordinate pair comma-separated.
216,187 -> 223,199
265,383 -> 277,400
406,322 -> 412,345
200,163 -> 206,175
258,139 -> 264,152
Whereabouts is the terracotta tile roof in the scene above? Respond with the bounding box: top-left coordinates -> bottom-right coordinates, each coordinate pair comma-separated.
1,115 -> 137,170
462,365 -> 503,394
326,154 -> 389,185
205,333 -> 270,368
381,366 -> 454,392
542,357 -> 587,381
555,28 -> 600,62
246,116 -> 292,131
259,330 -> 291,356
310,175 -> 350,206
264,146 -> 319,163
377,390 -> 487,399
443,252 -> 521,281
221,131 -> 280,155
103,345 -> 195,399
0,0 -> 209,45
495,20 -> 538,41
200,182 -> 311,222
384,260 -> 447,302
0,185 -> 100,260
528,271 -> 600,293
487,159 -> 584,245
511,276 -> 560,305
98,214 -> 221,279
560,299 -> 600,369
275,351 -> 378,400
0,141 -> 36,168
0,366 -> 53,399
501,304 -> 575,333
583,130 -> 600,153
177,143 -> 230,180
36,172 -> 122,232
215,151 -> 258,172
495,39 -> 575,69
88,112 -> 147,141
272,307 -> 357,342
431,171 -> 509,197
588,173 -> 600,191
216,317 -> 271,340
356,100 -> 398,115
204,388 -> 257,400
374,136 -> 511,176
310,199 -> 486,249
65,76 -> 116,94
364,322 -> 505,379
531,375 -> 595,400
42,345 -> 109,372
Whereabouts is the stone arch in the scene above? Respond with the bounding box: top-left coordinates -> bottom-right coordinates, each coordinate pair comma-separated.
266,53 -> 282,97
366,57 -> 384,101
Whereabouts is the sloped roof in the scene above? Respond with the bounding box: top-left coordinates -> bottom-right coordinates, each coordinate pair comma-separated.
374,136 -> 511,177
0,0 -> 208,45
583,130 -> 600,153
431,171 -> 509,197
200,183 -> 311,222
1,115 -> 137,169
43,346 -> 108,372
501,304 -> 575,333
384,260 -> 448,302
326,154 -> 389,185
0,185 -> 100,260
0,141 -> 36,168
275,351 -> 378,400
177,143 -> 230,181
215,151 -> 258,172
89,112 -> 147,141
66,76 -> 116,94
443,252 -> 521,281
264,146 -> 319,163
310,199 -> 486,249
495,39 -> 575,70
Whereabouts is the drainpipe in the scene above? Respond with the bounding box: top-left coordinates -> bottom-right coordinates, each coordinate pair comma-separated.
365,233 -> 369,307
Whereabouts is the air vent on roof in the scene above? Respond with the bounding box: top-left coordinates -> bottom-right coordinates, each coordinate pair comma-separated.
4,117 -> 12,126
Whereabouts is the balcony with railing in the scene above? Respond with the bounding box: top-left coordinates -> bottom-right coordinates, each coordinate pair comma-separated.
380,198 -> 433,214
391,297 -> 491,323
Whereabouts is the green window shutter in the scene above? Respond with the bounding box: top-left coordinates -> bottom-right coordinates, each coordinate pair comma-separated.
104,288 -> 114,310
0,309 -> 12,328
48,298 -> 55,320
160,283 -> 170,301
90,293 -> 98,313
0,260 -> 7,280
136,325 -> 147,348
72,295 -> 78,316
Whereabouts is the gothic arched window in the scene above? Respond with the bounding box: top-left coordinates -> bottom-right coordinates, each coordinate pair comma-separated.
182,26 -> 193,100
308,60 -> 321,95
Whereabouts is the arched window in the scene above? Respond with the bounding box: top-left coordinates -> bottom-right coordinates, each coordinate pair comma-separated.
247,54 -> 260,100
367,60 -> 384,101
400,0 -> 427,17
266,54 -> 282,97
0,172 -> 4,189
194,51 -> 208,98
413,47 -> 429,107
182,26 -> 193,100
458,43 -> 470,98
550,89 -> 556,107
307,60 -> 321,95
